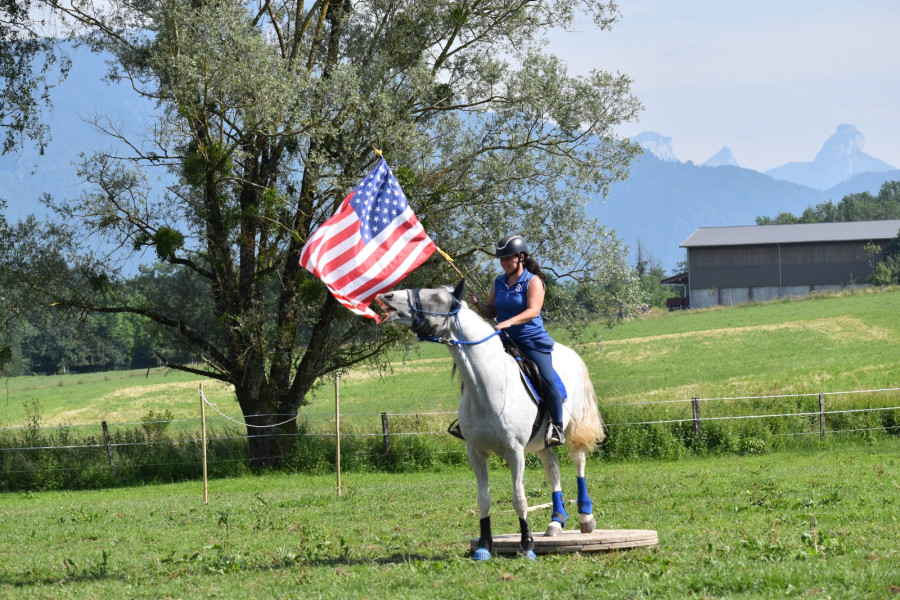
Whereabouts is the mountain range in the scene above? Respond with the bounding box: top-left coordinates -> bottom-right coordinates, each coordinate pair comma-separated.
592,125 -> 899,270
2,45 -> 899,273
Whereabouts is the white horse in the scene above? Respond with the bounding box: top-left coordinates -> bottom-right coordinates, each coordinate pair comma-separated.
377,280 -> 605,560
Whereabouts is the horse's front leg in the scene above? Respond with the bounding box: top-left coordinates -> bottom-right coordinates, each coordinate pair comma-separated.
467,444 -> 493,561
506,448 -> 536,560
537,447 -> 567,537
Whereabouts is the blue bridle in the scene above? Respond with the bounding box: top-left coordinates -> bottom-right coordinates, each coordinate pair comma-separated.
408,288 -> 502,347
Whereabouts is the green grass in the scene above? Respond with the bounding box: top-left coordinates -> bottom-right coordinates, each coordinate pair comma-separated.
1,438 -> 898,599
2,289 -> 900,596
0,369 -> 233,429
580,286 -> 900,403
3,287 -> 900,430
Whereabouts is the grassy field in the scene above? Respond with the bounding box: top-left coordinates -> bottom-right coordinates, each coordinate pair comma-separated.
2,289 -> 900,596
2,287 -> 899,430
1,439 -> 898,599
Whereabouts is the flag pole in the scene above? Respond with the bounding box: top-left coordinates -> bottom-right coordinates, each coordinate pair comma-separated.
435,245 -> 467,280
368,147 -> 476,290
434,246 -> 492,309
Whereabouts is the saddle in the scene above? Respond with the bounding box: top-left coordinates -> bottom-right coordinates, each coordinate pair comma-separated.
501,340 -> 567,407
503,340 -> 567,445
446,340 -> 567,444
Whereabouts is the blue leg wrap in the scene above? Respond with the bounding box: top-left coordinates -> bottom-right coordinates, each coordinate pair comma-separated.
551,490 -> 568,526
577,476 -> 593,515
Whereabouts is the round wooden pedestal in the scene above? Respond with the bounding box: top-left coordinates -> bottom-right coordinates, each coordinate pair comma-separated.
470,529 -> 658,555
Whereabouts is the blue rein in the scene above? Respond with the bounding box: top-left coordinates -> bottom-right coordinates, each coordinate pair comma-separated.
417,330 -> 502,346
409,289 -> 501,347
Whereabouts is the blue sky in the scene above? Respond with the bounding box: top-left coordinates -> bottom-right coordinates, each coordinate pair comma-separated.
547,0 -> 900,172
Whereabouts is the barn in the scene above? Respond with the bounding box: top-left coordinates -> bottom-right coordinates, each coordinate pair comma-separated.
679,219 -> 900,309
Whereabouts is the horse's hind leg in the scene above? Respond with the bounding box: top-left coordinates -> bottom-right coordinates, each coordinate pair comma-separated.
505,449 -> 536,559
537,447 -> 568,537
467,446 -> 493,561
572,449 -> 596,533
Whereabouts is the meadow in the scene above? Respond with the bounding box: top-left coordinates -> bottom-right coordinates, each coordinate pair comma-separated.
2,288 -> 900,597
3,286 -> 899,426
0,440 -> 898,599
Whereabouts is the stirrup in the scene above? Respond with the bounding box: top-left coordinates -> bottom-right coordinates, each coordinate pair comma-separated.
545,423 -> 565,447
447,419 -> 465,440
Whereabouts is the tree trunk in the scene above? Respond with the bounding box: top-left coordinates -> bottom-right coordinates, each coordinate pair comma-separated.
244,413 -> 282,470
236,379 -> 285,469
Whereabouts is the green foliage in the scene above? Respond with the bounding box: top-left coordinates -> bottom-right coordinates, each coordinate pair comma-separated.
869,256 -> 900,285
0,401 -> 249,492
0,0 -> 645,470
867,230 -> 900,285
140,409 -> 175,438
0,2 -> 72,155
757,179 -> 900,224
0,344 -> 11,374
151,227 -> 186,261
181,139 -> 233,188
633,242 -> 678,309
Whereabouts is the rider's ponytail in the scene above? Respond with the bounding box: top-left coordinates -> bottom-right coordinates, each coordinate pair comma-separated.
522,256 -> 548,284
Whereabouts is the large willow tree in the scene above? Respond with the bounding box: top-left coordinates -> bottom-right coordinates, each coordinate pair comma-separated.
2,0 -> 644,466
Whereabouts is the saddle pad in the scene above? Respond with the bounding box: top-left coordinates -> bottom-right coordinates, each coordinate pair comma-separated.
517,358 -> 567,406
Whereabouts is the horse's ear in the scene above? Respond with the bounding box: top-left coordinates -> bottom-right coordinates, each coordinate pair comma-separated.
452,278 -> 466,303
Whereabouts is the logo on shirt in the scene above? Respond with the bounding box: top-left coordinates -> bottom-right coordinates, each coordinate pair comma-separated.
515,284 -> 522,292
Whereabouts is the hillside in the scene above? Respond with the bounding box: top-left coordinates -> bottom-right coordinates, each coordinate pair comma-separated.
4,287 -> 899,428
593,152 -> 827,270
607,128 -> 900,270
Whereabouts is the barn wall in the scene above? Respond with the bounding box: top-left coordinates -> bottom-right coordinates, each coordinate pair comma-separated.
686,240 -> 887,308
689,284 -> 851,309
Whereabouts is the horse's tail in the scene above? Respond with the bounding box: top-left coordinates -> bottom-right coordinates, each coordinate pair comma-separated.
566,361 -> 606,452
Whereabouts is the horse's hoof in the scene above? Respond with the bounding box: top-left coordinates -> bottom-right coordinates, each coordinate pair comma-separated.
472,547 -> 491,561
545,521 -> 563,537
579,514 -> 596,534
520,549 -> 537,560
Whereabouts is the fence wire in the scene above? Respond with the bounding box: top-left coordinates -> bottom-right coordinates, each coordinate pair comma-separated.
1,387 -> 898,473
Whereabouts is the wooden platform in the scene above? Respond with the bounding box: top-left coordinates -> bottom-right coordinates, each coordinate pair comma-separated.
470,529 -> 658,555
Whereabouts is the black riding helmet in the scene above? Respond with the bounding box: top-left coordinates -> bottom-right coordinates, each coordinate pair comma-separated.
495,235 -> 529,258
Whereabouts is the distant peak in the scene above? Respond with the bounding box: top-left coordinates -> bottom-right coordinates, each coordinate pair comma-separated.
815,123 -> 865,161
765,124 -> 896,190
633,131 -> 679,162
703,146 -> 739,168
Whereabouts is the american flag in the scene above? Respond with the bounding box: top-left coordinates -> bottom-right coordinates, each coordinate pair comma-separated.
299,158 -> 436,321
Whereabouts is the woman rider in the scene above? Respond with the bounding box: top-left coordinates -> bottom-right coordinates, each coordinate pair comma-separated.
468,235 -> 565,446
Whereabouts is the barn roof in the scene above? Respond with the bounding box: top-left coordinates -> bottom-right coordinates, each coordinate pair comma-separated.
681,220 -> 900,248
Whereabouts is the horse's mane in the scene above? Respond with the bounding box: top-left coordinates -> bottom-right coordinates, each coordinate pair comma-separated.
448,301 -> 510,382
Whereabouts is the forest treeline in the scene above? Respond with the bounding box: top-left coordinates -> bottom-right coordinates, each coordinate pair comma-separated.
756,181 -> 900,225
3,264 -> 198,376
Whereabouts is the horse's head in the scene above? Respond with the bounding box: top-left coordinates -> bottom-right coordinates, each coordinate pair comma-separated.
376,279 -> 466,336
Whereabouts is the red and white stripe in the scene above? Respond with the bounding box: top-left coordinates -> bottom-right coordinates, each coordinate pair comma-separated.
300,190 -> 435,321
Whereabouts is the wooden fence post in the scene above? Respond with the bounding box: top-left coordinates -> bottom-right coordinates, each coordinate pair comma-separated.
101,421 -> 116,479
335,373 -> 341,497
199,384 -> 208,505
819,393 -> 826,440
381,412 -> 391,453
691,397 -> 702,444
